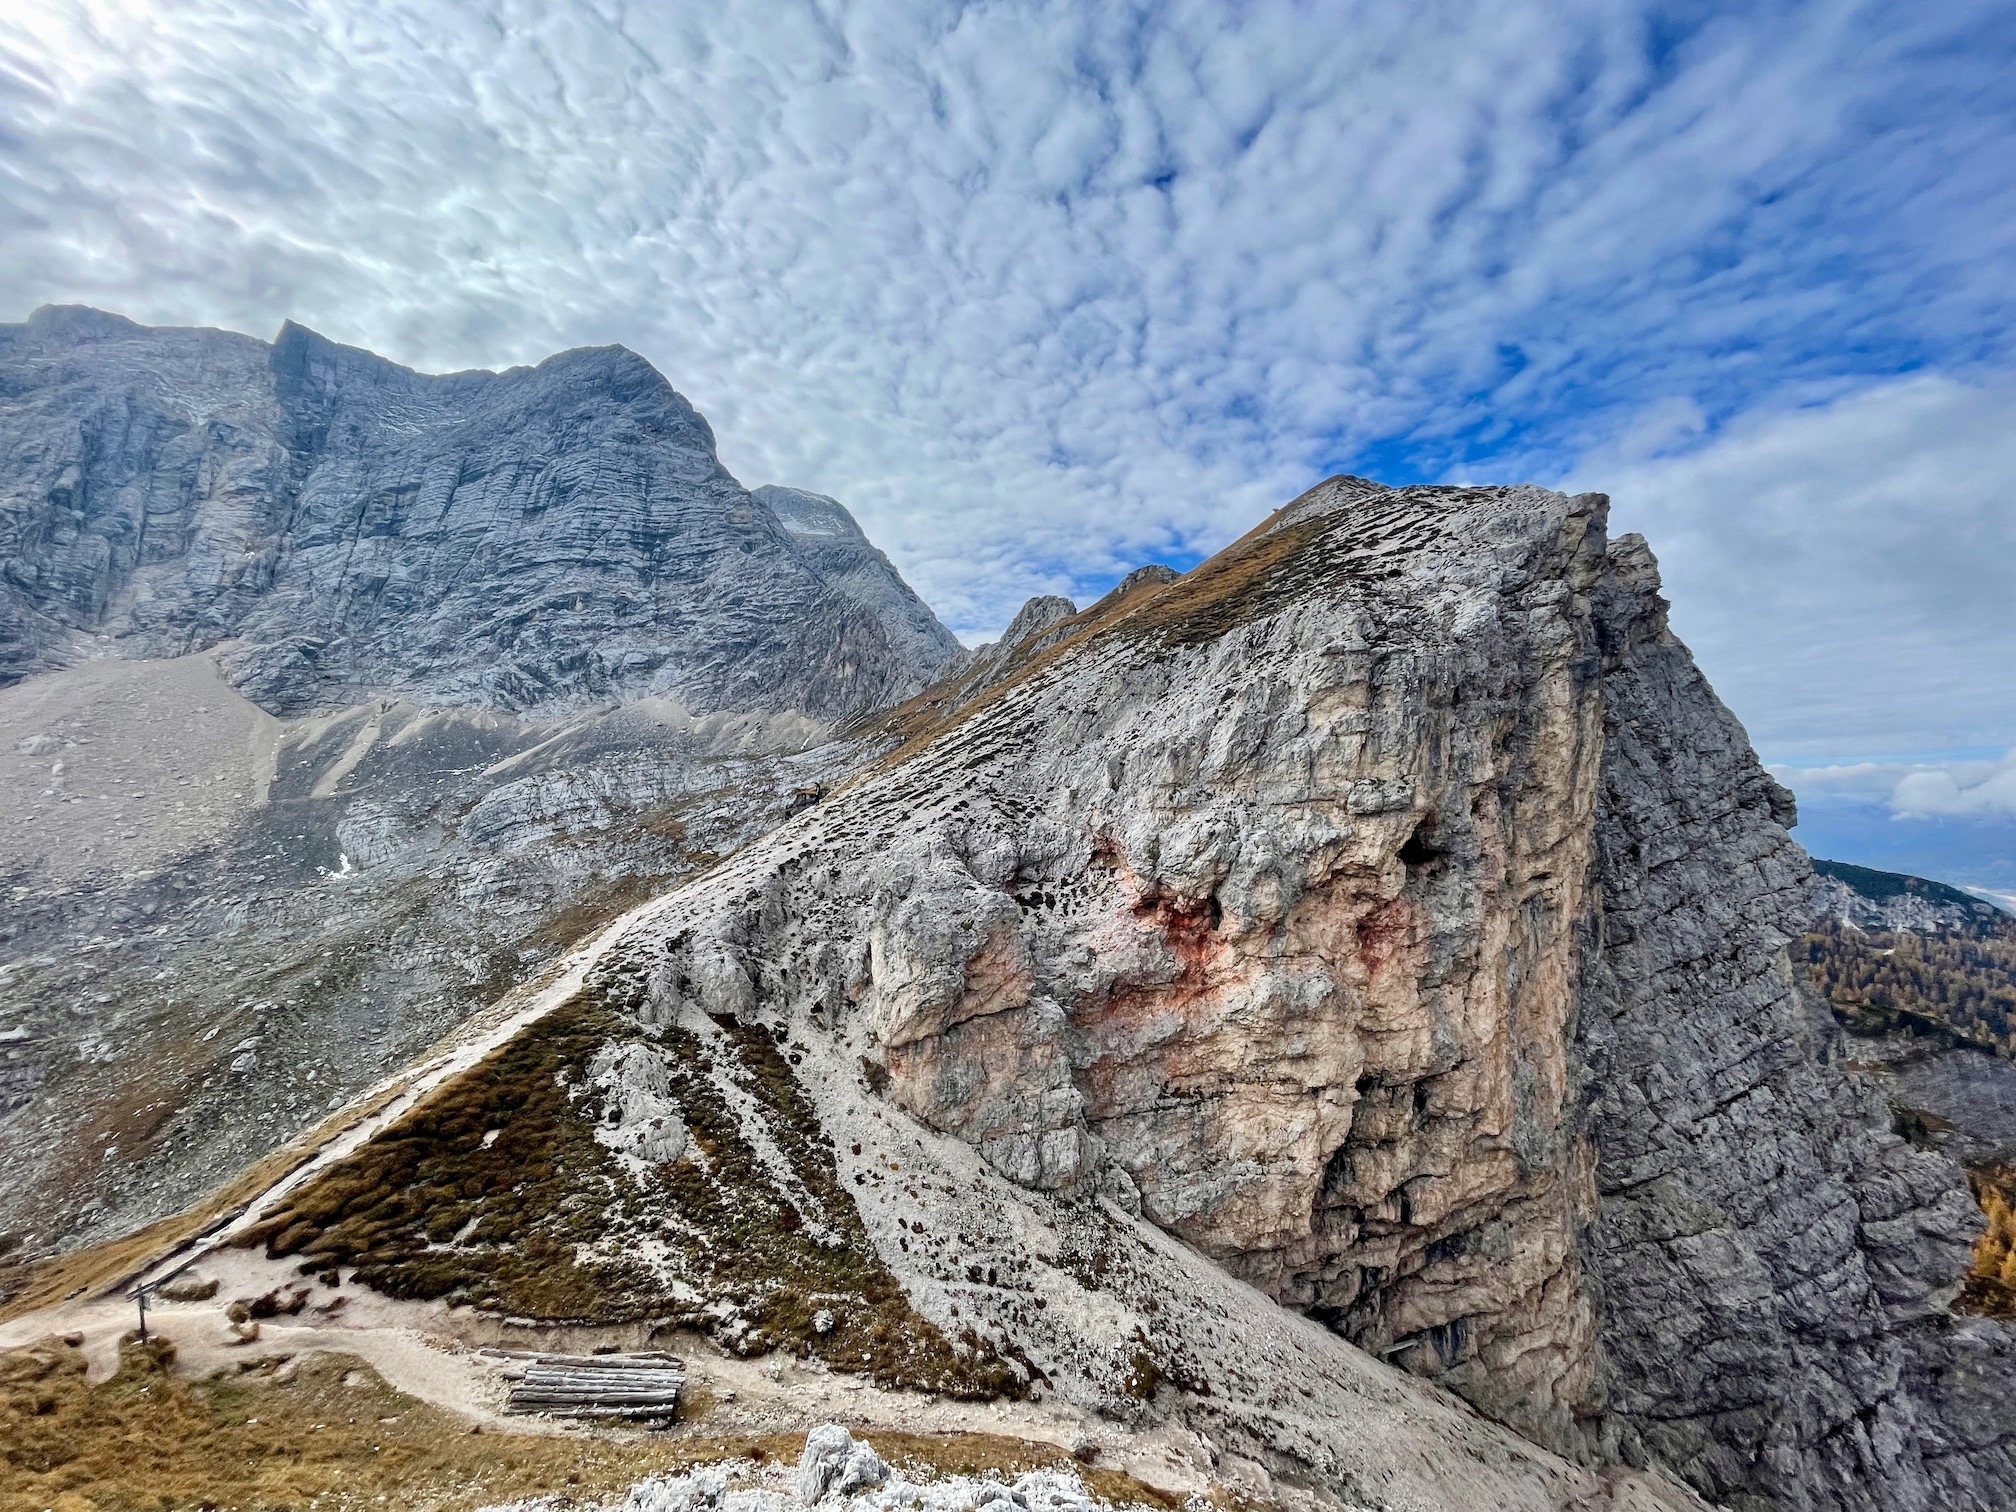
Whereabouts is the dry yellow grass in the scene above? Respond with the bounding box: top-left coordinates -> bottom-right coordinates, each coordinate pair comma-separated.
1961,1165 -> 2016,1319
0,1135 -> 324,1325
0,1333 -> 1182,1512
1,1332 -> 706,1512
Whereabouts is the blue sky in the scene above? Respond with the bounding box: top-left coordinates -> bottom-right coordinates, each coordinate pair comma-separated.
2,0 -> 2013,885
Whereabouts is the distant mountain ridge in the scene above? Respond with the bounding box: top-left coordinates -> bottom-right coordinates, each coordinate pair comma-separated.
0,305 -> 962,716
1814,857 -> 2015,938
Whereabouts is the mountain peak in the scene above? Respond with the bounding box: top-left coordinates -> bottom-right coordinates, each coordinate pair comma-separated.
0,314 -> 959,716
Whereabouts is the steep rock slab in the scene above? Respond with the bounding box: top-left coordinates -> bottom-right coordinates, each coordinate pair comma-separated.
1578,540 -> 2016,1510
0,305 -> 960,714
476,475 -> 1621,1443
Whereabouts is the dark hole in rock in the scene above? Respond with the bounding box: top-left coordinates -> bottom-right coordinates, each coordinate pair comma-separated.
1398,816 -> 1441,870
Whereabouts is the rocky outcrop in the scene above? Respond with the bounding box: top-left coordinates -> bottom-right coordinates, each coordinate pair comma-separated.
0,306 -> 960,715
564,478 -> 1616,1443
525,476 -> 2002,1507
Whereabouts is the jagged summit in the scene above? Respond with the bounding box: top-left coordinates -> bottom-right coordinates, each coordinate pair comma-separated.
0,309 -> 961,716
997,593 -> 1079,648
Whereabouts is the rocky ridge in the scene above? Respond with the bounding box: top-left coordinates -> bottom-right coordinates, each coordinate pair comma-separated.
151,476 -> 2015,1510
0,305 -> 961,715
1813,859 -> 2015,939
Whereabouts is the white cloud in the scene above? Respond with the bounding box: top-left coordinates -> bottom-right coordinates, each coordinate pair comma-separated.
1771,761 -> 1919,806
1774,749 -> 2016,820
2,0 -> 2010,652
1892,750 -> 2016,818
1570,375 -> 2016,758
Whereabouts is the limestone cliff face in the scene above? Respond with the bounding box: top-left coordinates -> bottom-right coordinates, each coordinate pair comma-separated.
601,479 -> 1611,1436
0,306 -> 960,714
1579,544 -> 2015,1509
139,475 -> 2012,1509
573,477 -> 2010,1507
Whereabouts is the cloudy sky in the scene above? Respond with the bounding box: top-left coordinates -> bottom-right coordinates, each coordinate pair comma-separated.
3,0 -> 2013,881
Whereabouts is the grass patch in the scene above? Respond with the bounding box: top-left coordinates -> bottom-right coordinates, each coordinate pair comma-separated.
239,993 -> 660,1320
238,989 -> 1024,1398
0,1082 -> 404,1324
0,1334 -> 771,1512
0,1335 -> 1175,1512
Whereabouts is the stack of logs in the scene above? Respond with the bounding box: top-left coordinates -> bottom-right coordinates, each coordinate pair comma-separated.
488,1349 -> 686,1423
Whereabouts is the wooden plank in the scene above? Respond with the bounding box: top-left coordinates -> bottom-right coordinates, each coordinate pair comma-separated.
475,1354 -> 681,1370
500,1351 -> 685,1424
503,1401 -> 680,1419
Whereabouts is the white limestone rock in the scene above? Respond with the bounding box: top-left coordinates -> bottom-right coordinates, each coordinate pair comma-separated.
587,1040 -> 688,1169
796,1424 -> 888,1503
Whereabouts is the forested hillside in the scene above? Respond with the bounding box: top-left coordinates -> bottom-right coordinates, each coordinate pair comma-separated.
1804,921 -> 2016,1054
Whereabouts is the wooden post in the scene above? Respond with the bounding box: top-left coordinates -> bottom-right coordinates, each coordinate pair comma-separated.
135,1286 -> 149,1343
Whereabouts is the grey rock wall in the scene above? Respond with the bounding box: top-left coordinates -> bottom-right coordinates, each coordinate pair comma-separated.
1577,534 -> 2016,1509
0,304 -> 966,1260
753,485 -> 962,681
0,306 -> 960,716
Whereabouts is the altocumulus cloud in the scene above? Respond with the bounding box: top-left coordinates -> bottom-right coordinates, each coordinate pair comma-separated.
1567,374 -> 2016,759
0,0 -> 2011,769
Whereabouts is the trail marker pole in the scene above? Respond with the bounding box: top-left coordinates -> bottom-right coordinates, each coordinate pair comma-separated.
135,1286 -> 149,1343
